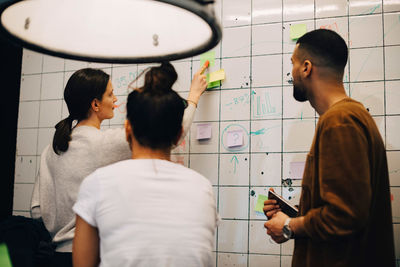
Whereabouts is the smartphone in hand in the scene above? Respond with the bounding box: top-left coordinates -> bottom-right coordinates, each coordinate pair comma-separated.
268,190 -> 298,218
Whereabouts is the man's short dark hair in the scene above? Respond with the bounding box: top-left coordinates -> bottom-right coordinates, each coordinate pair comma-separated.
296,29 -> 348,73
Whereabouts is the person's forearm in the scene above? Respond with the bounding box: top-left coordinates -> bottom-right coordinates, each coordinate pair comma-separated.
180,104 -> 196,140
187,91 -> 201,107
290,216 -> 307,237
73,215 -> 100,267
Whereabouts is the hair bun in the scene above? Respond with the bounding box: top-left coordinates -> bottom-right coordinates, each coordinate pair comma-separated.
144,61 -> 177,93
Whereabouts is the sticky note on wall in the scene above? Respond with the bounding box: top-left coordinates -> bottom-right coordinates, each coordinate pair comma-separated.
206,69 -> 225,89
0,243 -> 13,267
254,194 -> 268,213
290,23 -> 307,40
289,161 -> 305,179
227,130 -> 243,147
208,69 -> 225,83
207,80 -> 221,89
197,123 -> 212,140
200,51 -> 215,68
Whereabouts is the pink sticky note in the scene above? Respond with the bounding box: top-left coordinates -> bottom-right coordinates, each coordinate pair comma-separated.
197,123 -> 212,140
290,161 -> 305,179
227,130 -> 243,147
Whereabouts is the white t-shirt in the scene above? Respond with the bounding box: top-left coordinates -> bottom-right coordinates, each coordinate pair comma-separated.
73,159 -> 219,267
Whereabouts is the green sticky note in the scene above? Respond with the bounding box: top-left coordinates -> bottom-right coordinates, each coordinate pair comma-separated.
0,243 -> 13,267
200,51 -> 215,67
207,80 -> 220,89
254,194 -> 269,213
290,24 -> 307,40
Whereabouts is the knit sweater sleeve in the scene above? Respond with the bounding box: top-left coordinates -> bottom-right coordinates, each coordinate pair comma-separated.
31,172 -> 41,219
31,145 -> 58,230
302,123 -> 371,241
182,103 -> 196,140
175,103 -> 196,147
100,127 -> 132,163
72,171 -> 100,227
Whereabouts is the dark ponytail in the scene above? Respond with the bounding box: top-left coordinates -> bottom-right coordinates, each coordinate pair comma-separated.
127,62 -> 184,150
52,68 -> 110,155
52,116 -> 73,154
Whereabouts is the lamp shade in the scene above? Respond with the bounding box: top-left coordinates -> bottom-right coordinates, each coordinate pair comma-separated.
0,0 -> 222,63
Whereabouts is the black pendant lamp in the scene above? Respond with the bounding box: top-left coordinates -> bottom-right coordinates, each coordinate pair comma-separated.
0,0 -> 222,63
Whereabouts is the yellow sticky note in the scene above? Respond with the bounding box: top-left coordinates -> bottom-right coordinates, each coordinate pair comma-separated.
254,194 -> 268,213
290,24 -> 307,40
208,69 -> 225,83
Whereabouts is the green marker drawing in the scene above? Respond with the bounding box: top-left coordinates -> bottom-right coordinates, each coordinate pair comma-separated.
230,155 -> 239,174
250,128 -> 266,136
367,4 -> 381,15
262,103 -> 267,114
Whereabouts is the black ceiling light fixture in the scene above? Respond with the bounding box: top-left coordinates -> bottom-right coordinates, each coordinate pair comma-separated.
0,0 -> 222,63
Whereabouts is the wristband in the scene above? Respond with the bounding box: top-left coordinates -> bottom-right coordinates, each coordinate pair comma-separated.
187,99 -> 197,108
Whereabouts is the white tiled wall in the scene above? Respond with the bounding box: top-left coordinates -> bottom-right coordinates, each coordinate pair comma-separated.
14,0 -> 400,266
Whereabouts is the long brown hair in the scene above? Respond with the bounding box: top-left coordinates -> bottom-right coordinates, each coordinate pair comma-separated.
52,68 -> 110,155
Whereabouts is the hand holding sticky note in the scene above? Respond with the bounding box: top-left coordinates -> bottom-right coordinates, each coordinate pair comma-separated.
200,51 -> 215,68
199,50 -> 226,89
254,194 -> 268,214
200,60 -> 209,75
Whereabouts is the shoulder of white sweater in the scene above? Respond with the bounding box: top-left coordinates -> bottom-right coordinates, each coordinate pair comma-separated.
71,126 -> 125,143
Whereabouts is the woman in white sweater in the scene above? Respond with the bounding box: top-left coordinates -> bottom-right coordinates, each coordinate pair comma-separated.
31,63 -> 208,266
73,62 -> 218,267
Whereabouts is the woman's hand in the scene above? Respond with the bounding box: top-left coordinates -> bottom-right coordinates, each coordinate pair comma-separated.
187,62 -> 209,107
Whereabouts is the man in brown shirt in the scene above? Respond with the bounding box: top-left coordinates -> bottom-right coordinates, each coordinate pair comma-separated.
263,29 -> 395,267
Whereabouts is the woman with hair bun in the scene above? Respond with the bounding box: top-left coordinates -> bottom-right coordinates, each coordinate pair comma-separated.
31,63 -> 208,266
72,62 -> 219,267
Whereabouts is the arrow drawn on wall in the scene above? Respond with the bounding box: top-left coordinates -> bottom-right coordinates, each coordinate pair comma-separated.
230,155 -> 239,174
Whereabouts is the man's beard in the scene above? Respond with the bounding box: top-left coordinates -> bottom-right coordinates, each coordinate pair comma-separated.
293,83 -> 308,102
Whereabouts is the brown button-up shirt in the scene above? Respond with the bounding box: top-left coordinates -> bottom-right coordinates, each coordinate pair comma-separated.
292,98 -> 395,267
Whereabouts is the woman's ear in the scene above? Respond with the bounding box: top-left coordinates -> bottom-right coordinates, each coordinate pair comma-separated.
91,99 -> 100,112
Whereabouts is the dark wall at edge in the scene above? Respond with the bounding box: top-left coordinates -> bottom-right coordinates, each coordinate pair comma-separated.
0,33 -> 22,221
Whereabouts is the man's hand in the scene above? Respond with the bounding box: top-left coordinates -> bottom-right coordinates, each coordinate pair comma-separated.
267,231 -> 288,244
263,199 -> 280,220
264,211 -> 290,244
263,188 -> 280,219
